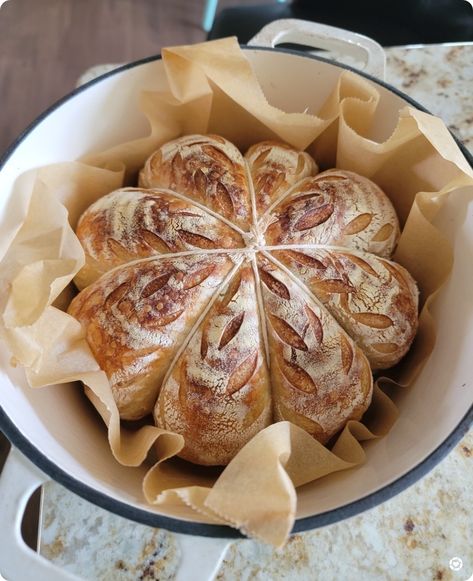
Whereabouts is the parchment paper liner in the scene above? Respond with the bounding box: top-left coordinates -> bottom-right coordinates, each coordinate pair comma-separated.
1,38 -> 472,547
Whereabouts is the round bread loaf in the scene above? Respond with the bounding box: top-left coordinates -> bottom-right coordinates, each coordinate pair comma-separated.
69,135 -> 418,465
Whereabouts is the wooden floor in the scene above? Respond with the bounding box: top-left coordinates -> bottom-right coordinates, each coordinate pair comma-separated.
0,0 -> 269,156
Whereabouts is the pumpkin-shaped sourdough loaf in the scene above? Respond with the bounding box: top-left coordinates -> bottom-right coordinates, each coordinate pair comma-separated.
68,134 -> 418,465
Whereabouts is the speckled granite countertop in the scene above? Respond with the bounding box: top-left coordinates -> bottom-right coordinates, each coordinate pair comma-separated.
386,43 -> 472,151
39,43 -> 473,581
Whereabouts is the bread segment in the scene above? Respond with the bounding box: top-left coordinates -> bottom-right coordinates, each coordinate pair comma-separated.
75,187 -> 243,289
139,134 -> 252,229
155,263 -> 271,465
245,140 -> 317,213
258,255 -> 372,444
264,169 -> 400,258
68,254 -> 234,420
274,248 -> 418,369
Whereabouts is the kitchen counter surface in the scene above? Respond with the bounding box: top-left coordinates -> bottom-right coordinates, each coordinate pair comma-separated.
386,42 -> 472,151
39,42 -> 473,581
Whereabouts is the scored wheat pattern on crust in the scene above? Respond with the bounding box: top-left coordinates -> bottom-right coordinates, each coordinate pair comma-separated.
72,136 -> 418,464
139,134 -> 252,229
69,253 -> 237,421
155,263 -> 272,465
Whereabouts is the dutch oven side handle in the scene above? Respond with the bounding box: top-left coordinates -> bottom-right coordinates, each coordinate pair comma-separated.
0,447 -> 231,581
0,447 -> 79,581
248,18 -> 386,81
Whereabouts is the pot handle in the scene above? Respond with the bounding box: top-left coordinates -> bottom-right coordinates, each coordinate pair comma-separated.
248,18 -> 386,80
0,447 -> 79,581
175,534 -> 231,581
0,447 -> 230,581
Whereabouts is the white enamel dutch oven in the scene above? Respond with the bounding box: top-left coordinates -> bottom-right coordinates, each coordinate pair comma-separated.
0,20 -> 472,581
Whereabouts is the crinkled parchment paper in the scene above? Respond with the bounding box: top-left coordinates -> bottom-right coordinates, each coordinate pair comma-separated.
1,38 -> 472,547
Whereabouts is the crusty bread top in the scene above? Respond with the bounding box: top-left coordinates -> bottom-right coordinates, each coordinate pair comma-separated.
74,187 -> 243,289
156,263 -> 272,465
273,247 -> 418,370
257,254 -> 373,443
68,253 -> 236,420
245,140 -> 317,213
264,169 -> 400,258
70,136 -> 418,464
139,134 -> 251,229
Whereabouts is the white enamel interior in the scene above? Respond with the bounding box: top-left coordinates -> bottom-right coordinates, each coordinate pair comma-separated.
0,50 -> 472,525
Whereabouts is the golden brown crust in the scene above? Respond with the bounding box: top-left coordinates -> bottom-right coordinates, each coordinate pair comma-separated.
74,187 -> 243,289
156,263 -> 272,465
273,248 -> 418,369
245,141 -> 317,213
264,169 -> 400,258
139,135 -> 252,230
68,254 -> 235,420
257,255 -> 372,443
70,138 -> 417,464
